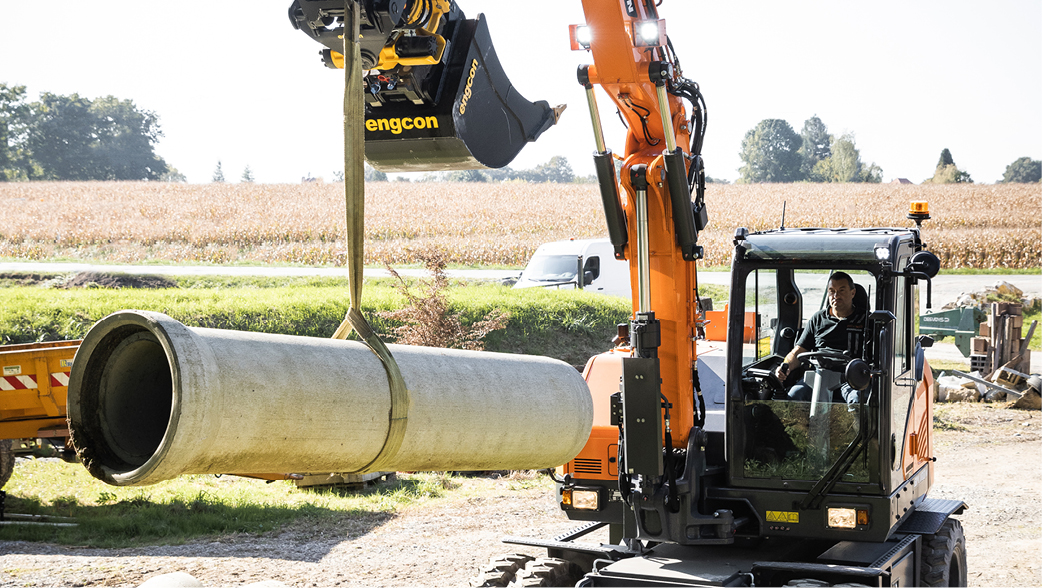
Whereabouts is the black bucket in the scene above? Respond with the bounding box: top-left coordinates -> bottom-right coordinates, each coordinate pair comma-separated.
362,14 -> 559,172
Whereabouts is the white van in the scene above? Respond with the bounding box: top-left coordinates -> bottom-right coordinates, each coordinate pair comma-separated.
513,238 -> 631,298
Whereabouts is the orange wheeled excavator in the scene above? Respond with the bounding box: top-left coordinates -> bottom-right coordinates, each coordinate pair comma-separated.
39,2 -> 965,586
285,1 -> 967,586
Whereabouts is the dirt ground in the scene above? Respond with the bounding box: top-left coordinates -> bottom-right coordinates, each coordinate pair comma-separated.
0,404 -> 1039,588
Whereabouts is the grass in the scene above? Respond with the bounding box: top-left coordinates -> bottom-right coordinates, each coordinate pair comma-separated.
938,267 -> 1041,275
932,404 -> 970,432
0,275 -> 637,366
0,457 -> 460,548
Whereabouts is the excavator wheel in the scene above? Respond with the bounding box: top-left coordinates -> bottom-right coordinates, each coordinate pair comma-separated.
513,557 -> 585,587
471,553 -> 534,587
0,439 -> 15,488
921,518 -> 968,587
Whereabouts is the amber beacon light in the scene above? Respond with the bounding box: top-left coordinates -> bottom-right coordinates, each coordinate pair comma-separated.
908,201 -> 931,229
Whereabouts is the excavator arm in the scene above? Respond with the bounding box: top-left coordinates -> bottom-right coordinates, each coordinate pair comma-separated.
573,0 -> 709,451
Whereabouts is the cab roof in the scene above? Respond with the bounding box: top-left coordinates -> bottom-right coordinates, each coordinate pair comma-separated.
737,227 -> 921,263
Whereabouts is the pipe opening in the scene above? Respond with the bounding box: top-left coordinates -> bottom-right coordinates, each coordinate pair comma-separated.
78,325 -> 173,474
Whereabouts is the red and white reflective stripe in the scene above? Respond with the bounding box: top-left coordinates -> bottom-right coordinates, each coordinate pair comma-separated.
0,375 -> 36,390
0,372 -> 72,390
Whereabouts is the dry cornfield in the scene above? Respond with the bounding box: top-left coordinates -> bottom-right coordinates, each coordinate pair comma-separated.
0,181 -> 1038,269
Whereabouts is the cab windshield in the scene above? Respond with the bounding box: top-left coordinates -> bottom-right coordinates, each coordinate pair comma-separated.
737,268 -> 875,483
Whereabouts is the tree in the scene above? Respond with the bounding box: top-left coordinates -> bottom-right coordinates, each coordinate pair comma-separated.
23,93 -> 96,180
484,166 -> 517,182
811,134 -> 882,183
448,169 -> 488,182
88,96 -> 167,180
241,165 -> 254,183
160,167 -> 187,182
212,161 -> 225,183
363,163 -> 387,182
926,148 -> 972,183
0,83 -> 31,181
518,155 -> 574,183
18,92 -> 168,181
799,115 -> 831,180
1001,157 -> 1041,183
936,148 -> 954,168
538,155 -> 575,183
738,119 -> 804,183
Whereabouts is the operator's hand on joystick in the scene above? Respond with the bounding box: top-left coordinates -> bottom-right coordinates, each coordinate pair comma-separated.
773,362 -> 790,383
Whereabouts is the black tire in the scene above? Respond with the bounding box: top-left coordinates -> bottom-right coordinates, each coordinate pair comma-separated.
472,554 -> 535,587
921,518 -> 968,587
0,439 -> 14,489
513,557 -> 584,587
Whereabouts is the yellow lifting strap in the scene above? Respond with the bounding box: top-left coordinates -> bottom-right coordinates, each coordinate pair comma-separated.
331,1 -> 410,475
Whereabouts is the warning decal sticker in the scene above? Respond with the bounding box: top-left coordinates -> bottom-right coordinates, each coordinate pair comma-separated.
766,511 -> 800,524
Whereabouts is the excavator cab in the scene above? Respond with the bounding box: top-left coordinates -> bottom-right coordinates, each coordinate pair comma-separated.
724,228 -> 961,547
288,0 -> 562,171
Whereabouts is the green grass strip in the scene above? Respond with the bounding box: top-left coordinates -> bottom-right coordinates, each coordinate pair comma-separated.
1,459 -> 459,548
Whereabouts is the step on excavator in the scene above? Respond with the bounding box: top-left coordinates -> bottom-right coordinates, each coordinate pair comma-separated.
63,1 -> 968,586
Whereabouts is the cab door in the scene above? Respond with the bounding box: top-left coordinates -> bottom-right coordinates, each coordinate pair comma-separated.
890,271 -> 916,488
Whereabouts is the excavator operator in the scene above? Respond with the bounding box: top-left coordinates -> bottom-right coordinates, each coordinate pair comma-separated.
772,272 -> 869,406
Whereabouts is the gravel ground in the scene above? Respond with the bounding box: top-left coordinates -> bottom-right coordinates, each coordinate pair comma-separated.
1,405 -> 1039,588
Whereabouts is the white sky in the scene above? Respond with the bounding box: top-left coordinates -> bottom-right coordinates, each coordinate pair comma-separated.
1,0 -> 1039,184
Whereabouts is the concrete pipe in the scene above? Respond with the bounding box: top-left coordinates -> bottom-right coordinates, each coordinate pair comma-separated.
67,310 -> 593,486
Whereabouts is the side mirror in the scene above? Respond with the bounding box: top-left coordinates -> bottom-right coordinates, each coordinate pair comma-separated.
584,271 -> 595,286
909,250 -> 941,278
845,359 -> 873,391
914,345 -> 927,382
916,334 -> 934,349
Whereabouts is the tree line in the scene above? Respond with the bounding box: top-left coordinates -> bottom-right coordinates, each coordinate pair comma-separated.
738,115 -> 1040,184
0,84 -> 174,181
4,82 -> 1038,185
364,155 -> 587,184
738,116 -> 882,184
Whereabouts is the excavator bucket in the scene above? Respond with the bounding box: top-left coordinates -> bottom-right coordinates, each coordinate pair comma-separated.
288,1 -> 561,173
362,14 -> 560,172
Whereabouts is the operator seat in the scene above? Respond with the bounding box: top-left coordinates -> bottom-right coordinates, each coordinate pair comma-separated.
853,283 -> 870,312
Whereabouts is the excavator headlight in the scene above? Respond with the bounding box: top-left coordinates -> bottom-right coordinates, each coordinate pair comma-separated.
570,24 -> 592,50
561,487 -> 602,511
633,19 -> 666,47
827,507 -> 870,529
827,507 -> 857,529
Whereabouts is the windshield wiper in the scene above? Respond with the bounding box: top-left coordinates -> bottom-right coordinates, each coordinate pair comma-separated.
800,390 -> 875,511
